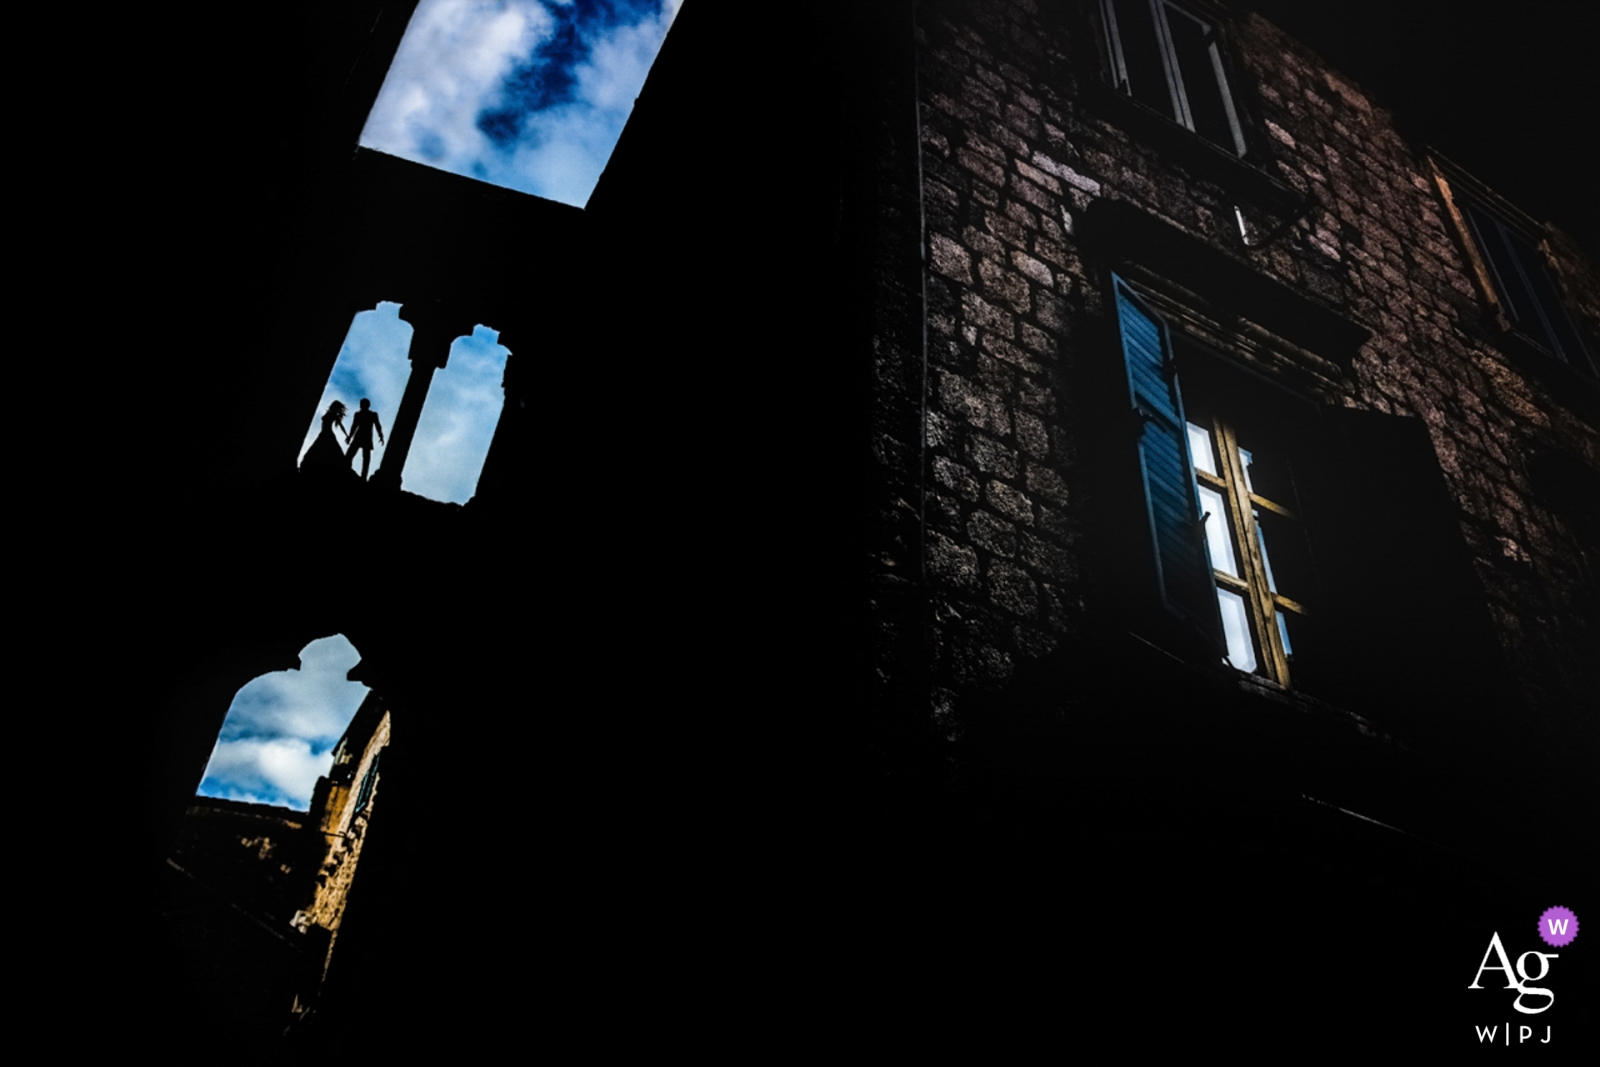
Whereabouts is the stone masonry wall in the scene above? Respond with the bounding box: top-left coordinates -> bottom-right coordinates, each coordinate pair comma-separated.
879,0 -> 1599,760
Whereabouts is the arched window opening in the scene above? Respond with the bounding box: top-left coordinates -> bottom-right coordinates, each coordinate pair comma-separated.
358,0 -> 682,207
298,302 -> 413,481
194,635 -> 371,809
166,635 -> 392,1036
400,324 -> 510,504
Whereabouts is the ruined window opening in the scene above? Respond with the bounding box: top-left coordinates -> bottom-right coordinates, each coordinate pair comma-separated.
299,302 -> 413,480
194,635 -> 373,809
358,0 -> 683,208
1100,0 -> 1247,156
1430,157 -> 1596,378
168,634 -> 391,1034
299,306 -> 510,504
400,324 -> 511,505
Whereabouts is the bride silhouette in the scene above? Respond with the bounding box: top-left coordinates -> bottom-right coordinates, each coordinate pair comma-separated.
301,400 -> 356,478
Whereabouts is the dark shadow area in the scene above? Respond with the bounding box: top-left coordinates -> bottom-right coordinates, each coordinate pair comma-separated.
109,1 -> 1595,1054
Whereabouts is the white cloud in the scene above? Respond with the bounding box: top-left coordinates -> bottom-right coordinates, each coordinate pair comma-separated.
298,302 -> 413,475
201,737 -> 331,809
361,0 -> 555,175
358,0 -> 679,207
401,326 -> 510,504
198,635 -> 370,810
579,10 -> 673,112
298,306 -> 508,503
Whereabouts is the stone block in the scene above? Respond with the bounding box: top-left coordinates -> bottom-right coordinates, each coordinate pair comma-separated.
967,431 -> 1020,480
969,509 -> 1018,558
1025,461 -> 1069,506
929,232 -> 973,284
962,290 -> 1016,338
986,559 -> 1039,618
934,455 -> 981,502
987,480 -> 1035,524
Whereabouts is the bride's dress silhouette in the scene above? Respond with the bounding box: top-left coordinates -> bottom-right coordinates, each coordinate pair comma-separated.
302,400 -> 355,477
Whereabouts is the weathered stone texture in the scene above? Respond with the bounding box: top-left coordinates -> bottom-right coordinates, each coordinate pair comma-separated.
873,1 -> 1599,726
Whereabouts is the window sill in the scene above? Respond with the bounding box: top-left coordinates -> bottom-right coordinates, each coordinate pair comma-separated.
1231,671 -> 1405,749
1081,80 -> 1303,213
1122,631 -> 1406,751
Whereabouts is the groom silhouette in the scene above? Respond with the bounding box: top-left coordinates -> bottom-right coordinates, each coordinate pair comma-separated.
345,398 -> 386,481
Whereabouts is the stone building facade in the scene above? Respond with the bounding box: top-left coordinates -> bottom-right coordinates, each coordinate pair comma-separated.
135,1 -> 1595,1051
865,0 -> 1597,818
294,695 -> 391,937
163,694 -> 390,1037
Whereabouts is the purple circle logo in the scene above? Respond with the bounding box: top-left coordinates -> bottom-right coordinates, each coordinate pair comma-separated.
1538,906 -> 1578,948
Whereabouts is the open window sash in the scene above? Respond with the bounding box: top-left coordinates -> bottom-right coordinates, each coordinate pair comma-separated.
1101,0 -> 1248,156
1288,407 -> 1512,730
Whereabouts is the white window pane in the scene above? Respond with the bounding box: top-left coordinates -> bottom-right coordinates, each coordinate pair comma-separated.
1254,510 -> 1276,592
1187,422 -> 1216,475
1216,587 -> 1256,673
1197,485 -> 1237,576
1276,610 -> 1294,658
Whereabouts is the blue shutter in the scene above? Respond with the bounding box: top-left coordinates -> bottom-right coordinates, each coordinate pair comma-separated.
1113,278 -> 1217,632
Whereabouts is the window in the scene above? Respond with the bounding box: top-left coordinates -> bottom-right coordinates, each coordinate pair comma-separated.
354,750 -> 382,815
1099,0 -> 1247,156
1432,160 -> 1596,377
1107,258 -> 1511,715
1113,278 -> 1310,684
1185,417 -> 1309,683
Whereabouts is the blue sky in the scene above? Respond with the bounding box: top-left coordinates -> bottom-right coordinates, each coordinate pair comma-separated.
242,4 -> 679,802
298,302 -> 412,479
197,636 -> 370,810
360,0 -> 682,207
404,326 -> 512,503
299,306 -> 510,505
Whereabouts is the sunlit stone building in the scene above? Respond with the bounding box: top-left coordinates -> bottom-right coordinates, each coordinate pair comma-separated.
138,1 -> 1596,1049
163,695 -> 390,1036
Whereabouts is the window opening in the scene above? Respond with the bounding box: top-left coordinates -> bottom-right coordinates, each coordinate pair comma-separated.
298,302 -> 414,480
1457,195 -> 1592,372
1432,159 -> 1596,377
359,0 -> 683,208
300,306 -> 509,503
1101,0 -> 1247,156
169,634 -> 392,1035
1186,417 -> 1307,684
353,749 -> 382,815
195,635 -> 372,809
1113,275 -> 1313,686
399,324 -> 511,505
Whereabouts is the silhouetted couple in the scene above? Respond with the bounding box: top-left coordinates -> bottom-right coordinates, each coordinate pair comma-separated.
304,398 -> 385,481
